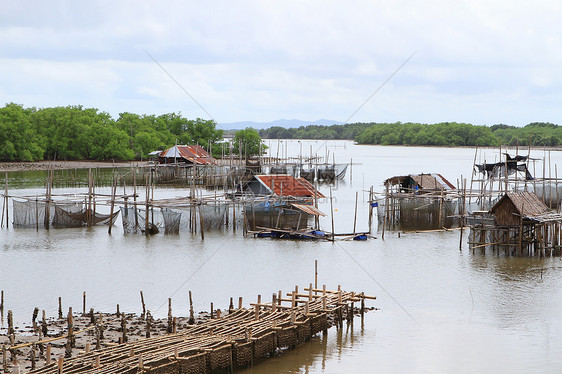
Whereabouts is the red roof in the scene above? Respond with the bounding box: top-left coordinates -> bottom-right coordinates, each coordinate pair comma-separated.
159,145 -> 216,165
254,175 -> 325,198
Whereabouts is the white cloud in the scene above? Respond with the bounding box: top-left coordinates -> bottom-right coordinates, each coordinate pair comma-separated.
1,0 -> 562,124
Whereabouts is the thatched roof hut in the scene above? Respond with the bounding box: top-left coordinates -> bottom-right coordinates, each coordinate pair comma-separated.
489,192 -> 549,226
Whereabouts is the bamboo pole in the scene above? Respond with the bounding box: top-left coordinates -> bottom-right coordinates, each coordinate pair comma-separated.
140,291 -> 146,320
108,176 -> 117,234
353,191 -> 358,235
330,187 -> 335,241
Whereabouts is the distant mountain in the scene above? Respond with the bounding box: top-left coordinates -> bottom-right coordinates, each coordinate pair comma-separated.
218,119 -> 343,130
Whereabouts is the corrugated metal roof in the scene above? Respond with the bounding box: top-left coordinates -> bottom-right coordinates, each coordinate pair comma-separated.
254,175 -> 325,198
291,203 -> 327,216
490,192 -> 549,217
159,145 -> 217,165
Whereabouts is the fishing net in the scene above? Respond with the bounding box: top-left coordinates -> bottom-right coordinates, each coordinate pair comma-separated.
398,198 -> 458,230
12,199 -> 48,227
120,207 -> 160,234
53,206 -> 119,228
121,207 -> 144,234
198,203 -> 228,231
161,207 -> 182,234
13,199 -> 119,228
52,202 -> 86,228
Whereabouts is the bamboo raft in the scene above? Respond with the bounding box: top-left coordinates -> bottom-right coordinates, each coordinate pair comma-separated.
24,286 -> 374,374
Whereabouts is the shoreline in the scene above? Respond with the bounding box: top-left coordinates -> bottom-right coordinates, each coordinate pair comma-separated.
0,161 -> 149,172
0,311 -> 211,373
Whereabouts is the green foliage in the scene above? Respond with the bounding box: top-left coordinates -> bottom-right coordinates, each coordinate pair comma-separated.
0,103 -> 225,161
233,127 -> 267,157
0,103 -> 44,161
260,120 -> 562,147
259,123 -> 370,140
2,102 -> 561,161
354,122 -> 500,147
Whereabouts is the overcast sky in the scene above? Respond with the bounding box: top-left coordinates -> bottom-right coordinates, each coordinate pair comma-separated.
1,0 -> 561,126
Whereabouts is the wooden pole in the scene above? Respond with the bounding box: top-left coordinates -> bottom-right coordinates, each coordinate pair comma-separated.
45,344 -> 51,366
1,172 -> 7,229
140,291 -> 146,320
41,310 -> 47,337
57,356 -> 64,374
145,311 -> 152,338
330,187 -> 335,241
199,205 -> 205,240
368,186 -> 373,234
314,260 -> 318,290
353,191 -> 358,235
145,176 -> 150,235
167,298 -> 173,333
382,185 -> 388,240
121,314 -> 127,343
188,291 -> 195,325
108,176 -> 117,234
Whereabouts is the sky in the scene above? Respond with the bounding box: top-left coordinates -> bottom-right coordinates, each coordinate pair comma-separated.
1,0 -> 562,127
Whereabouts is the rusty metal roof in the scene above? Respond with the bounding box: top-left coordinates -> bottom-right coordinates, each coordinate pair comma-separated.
159,145 -> 217,165
254,175 -> 325,198
291,203 -> 327,217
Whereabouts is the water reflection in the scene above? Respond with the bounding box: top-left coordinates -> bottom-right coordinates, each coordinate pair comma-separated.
237,319 -> 368,374
4,143 -> 562,372
467,253 -> 562,328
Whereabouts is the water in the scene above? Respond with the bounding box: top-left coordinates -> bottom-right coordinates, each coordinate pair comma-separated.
2,141 -> 562,373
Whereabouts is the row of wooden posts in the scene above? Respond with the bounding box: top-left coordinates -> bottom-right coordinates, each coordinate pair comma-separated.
1,284 -> 374,373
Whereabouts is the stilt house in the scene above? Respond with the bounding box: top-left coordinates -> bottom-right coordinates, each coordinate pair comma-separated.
379,173 -> 458,230
241,175 -> 326,232
470,191 -> 562,256
158,145 -> 216,165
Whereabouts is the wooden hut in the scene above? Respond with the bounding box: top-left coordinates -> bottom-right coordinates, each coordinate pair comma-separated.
240,175 -> 326,233
242,175 -> 325,199
158,145 -> 217,165
469,192 -> 562,256
379,173 -> 459,231
489,192 -> 548,226
384,173 -> 455,194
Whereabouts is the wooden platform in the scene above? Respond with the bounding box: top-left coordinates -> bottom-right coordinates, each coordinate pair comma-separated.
27,286 -> 375,374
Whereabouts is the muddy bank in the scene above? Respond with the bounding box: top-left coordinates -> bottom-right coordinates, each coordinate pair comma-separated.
0,161 -> 149,172
0,310 -> 212,373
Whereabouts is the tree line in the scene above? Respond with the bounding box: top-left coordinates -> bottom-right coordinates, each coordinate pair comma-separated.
0,103 -> 265,162
3,102 -> 559,162
259,121 -> 562,147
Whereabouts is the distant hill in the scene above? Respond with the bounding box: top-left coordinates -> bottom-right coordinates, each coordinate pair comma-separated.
218,119 -> 343,130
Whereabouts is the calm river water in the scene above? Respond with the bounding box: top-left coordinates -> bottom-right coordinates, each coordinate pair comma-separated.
2,141 -> 562,373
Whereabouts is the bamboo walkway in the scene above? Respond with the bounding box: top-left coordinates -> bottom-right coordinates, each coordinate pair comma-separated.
27,286 -> 374,374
